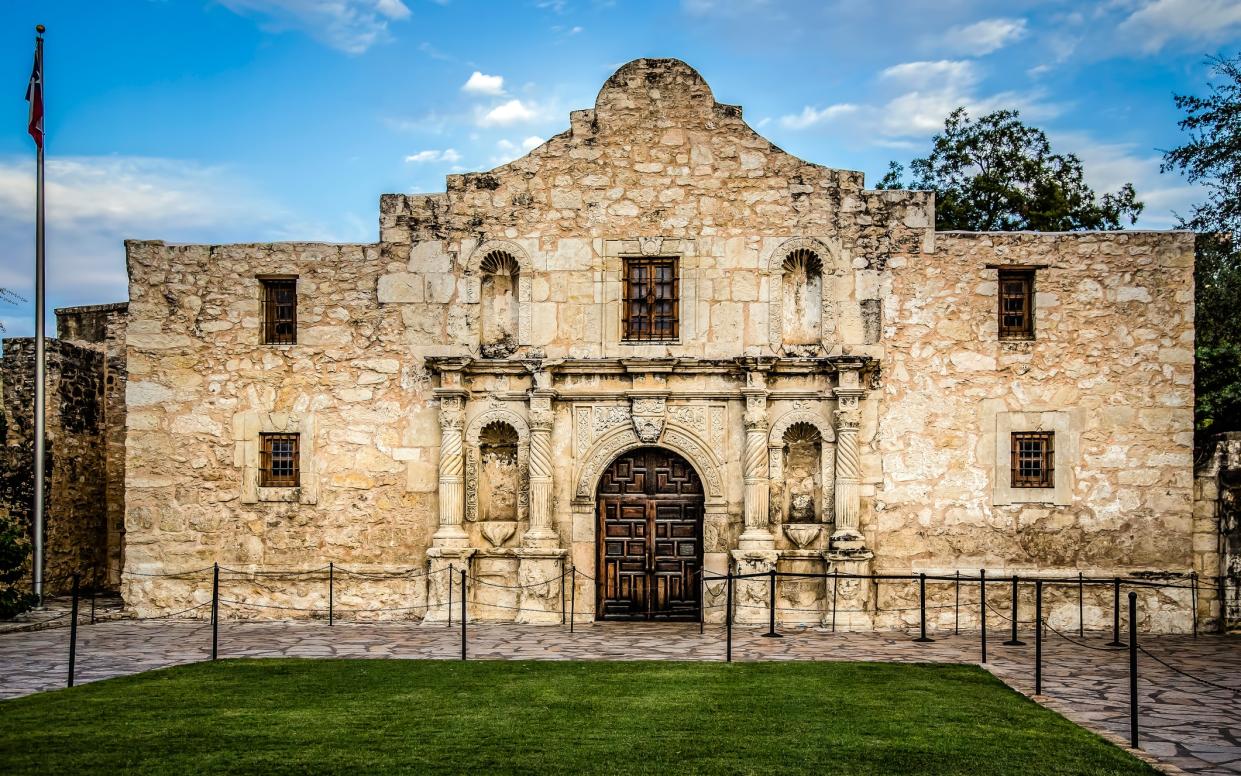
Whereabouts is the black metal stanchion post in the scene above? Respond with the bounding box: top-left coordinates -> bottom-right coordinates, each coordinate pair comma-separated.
1035,579 -> 1043,695
460,568 -> 467,662
211,563 -> 219,661
67,573 -> 79,688
1129,591 -> 1139,749
571,567 -> 577,634
913,573 -> 933,642
698,571 -> 704,635
830,571 -> 838,633
725,572 -> 734,662
1107,577 -> 1125,647
1186,571 -> 1196,640
1004,574 -> 1025,646
89,574 -> 97,625
328,562 -> 334,627
560,568 -> 566,625
980,569 -> 988,664
447,567 -> 453,628
954,571 -> 960,636
1220,574 -> 1228,635
762,568 -> 781,638
1078,571 -> 1084,638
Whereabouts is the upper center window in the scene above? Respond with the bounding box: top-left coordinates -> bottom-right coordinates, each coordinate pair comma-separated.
623,257 -> 678,342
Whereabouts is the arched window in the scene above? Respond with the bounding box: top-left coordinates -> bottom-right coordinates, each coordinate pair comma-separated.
480,251 -> 521,357
781,248 -> 822,346
477,420 -> 520,522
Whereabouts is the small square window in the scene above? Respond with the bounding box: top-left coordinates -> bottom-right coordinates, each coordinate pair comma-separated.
998,269 -> 1035,340
260,433 -> 300,487
623,257 -> 678,342
260,278 -> 297,345
1010,431 -> 1054,488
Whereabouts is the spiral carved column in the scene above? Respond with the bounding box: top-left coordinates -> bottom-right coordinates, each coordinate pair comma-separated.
433,391 -> 469,547
831,387 -> 866,552
524,387 -> 557,548
740,373 -> 774,550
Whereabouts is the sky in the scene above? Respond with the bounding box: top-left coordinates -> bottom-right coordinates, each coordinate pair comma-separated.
0,0 -> 1238,338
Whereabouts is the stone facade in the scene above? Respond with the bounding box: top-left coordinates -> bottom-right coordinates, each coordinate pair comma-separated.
109,58 -> 1211,630
0,302 -> 128,592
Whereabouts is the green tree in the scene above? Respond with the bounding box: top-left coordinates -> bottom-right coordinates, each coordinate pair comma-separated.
878,107 -> 1143,231
1163,54 -> 1241,435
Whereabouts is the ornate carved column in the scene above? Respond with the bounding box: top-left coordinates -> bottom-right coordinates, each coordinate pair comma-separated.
740,370 -> 774,550
831,372 -> 866,552
433,376 -> 469,548
524,372 -> 557,548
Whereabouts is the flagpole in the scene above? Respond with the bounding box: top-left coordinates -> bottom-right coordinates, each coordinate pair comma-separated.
32,25 -> 46,606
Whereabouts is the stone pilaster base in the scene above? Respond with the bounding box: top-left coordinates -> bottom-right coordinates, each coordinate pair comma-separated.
515,548 -> 568,624
824,550 -> 874,630
472,552 -> 519,622
778,550 -> 829,626
423,548 -> 475,624
731,549 -> 779,625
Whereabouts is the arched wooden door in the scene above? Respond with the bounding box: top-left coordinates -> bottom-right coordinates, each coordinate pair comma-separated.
596,447 -> 703,621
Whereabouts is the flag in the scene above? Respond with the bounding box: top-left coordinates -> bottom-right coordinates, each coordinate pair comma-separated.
26,38 -> 43,149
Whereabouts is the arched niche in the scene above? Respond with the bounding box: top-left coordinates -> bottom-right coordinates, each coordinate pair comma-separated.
766,236 -> 847,351
465,240 -> 532,354
768,409 -> 836,525
464,407 -> 530,523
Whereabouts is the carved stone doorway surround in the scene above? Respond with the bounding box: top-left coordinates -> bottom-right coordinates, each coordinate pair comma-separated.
571,394 -> 729,623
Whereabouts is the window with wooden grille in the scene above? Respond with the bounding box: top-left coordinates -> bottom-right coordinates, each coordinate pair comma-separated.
622,257 -> 678,342
259,433 -> 300,487
998,269 -> 1035,340
260,277 -> 298,345
1010,431 -> 1053,488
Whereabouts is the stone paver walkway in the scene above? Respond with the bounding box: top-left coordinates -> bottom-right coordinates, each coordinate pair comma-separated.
1,620 -> 1237,775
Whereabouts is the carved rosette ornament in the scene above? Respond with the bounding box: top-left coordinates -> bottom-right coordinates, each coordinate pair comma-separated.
434,392 -> 469,547
630,396 -> 666,443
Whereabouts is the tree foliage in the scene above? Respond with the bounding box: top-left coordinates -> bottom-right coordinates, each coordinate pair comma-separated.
0,510 -> 34,619
878,108 -> 1143,232
1163,54 -> 1241,435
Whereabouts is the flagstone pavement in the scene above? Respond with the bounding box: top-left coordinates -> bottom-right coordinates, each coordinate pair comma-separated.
1,618 -> 1237,775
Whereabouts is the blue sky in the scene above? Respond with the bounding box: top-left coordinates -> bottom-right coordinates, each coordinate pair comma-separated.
0,0 -> 1238,337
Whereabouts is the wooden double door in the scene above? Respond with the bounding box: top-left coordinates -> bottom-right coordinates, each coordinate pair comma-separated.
597,447 -> 703,621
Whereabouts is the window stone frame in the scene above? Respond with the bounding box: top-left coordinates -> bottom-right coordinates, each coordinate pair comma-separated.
992,410 -> 1076,506
234,410 -> 319,504
601,237 -> 697,352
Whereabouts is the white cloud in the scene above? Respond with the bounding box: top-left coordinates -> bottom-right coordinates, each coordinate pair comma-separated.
935,18 -> 1028,56
880,60 -> 979,91
521,136 -> 545,152
404,148 -> 461,163
779,103 -> 858,130
462,71 -> 505,96
0,156 -> 319,336
490,136 -> 547,165
1054,133 -> 1205,229
218,0 -> 412,54
1117,0 -> 1241,53
477,99 -> 543,127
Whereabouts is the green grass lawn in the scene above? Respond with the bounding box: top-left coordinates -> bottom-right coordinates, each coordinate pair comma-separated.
0,659 -> 1154,775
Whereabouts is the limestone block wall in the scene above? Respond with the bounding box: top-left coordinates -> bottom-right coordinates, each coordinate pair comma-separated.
122,240 -> 443,616
0,338 -> 107,591
56,303 -> 129,587
875,230 -> 1199,631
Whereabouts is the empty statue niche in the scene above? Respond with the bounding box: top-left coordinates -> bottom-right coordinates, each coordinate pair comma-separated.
782,248 -> 823,346
478,421 -> 520,522
480,251 -> 520,358
783,422 -> 823,523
